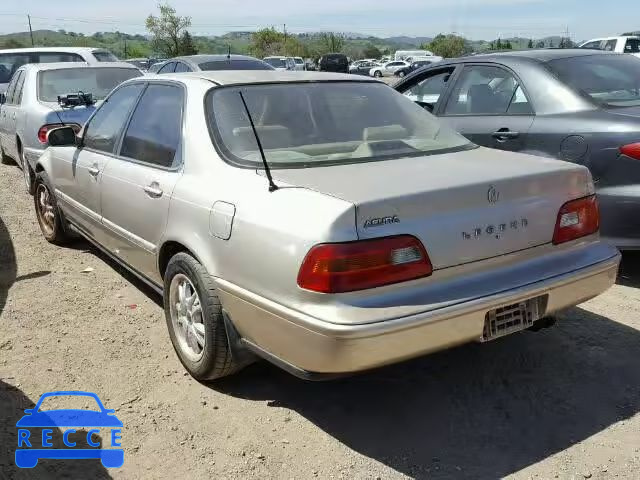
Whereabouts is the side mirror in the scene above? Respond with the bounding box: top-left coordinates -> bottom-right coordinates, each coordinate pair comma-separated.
0,93 -> 5,105
47,126 -> 77,147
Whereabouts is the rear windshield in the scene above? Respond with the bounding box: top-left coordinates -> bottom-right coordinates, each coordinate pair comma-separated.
548,54 -> 640,107
93,51 -> 119,62
37,67 -> 142,102
0,52 -> 84,83
264,58 -> 286,68
198,59 -> 273,71
322,55 -> 347,65
206,82 -> 471,169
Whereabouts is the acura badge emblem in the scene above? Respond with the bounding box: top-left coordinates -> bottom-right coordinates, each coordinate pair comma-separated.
487,185 -> 500,204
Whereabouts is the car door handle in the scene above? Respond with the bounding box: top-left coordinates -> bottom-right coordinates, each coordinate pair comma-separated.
143,183 -> 163,198
492,129 -> 520,142
88,165 -> 100,177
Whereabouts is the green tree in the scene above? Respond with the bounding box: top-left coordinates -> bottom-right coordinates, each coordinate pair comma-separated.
2,39 -> 25,49
146,3 -> 192,57
362,44 -> 382,59
423,34 -> 470,58
504,40 -> 513,50
528,39 -> 534,49
496,38 -> 503,49
536,40 -> 545,48
179,30 -> 198,55
249,27 -> 285,57
318,32 -> 344,54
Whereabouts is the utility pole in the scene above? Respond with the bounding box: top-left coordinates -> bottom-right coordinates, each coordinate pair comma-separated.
283,24 -> 287,54
124,39 -> 127,58
27,15 -> 34,46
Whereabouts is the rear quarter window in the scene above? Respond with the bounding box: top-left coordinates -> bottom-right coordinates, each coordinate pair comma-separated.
93,51 -> 119,62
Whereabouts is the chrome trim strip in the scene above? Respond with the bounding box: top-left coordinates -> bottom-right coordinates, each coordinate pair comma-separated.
55,189 -> 101,223
102,216 -> 156,253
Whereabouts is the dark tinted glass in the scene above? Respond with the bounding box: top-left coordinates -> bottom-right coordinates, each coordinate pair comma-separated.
548,54 -> 640,107
5,71 -> 21,104
0,53 -> 32,83
14,71 -> 26,104
37,52 -> 84,63
264,58 -> 286,68
174,62 -> 191,72
158,62 -> 176,74
199,59 -> 273,71
624,39 -> 640,53
120,84 -> 183,167
84,83 -> 144,153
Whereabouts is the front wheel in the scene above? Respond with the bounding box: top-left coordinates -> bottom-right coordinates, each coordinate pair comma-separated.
34,171 -> 68,245
374,70 -> 383,78
398,71 -> 406,78
164,252 -> 242,380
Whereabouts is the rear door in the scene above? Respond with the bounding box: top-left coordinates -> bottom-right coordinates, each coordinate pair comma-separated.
53,82 -> 144,242
439,64 -> 534,152
100,83 -> 184,281
0,72 -> 20,156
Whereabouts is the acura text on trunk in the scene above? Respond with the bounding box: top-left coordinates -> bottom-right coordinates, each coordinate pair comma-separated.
34,71 -> 620,380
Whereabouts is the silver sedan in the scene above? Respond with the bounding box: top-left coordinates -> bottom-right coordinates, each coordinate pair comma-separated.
33,71 -> 620,380
0,62 -> 141,194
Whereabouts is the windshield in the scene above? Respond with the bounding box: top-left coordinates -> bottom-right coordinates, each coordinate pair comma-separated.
199,59 -> 273,71
264,58 -> 286,68
548,54 -> 640,107
207,82 -> 471,168
295,58 -> 304,64
37,67 -> 142,102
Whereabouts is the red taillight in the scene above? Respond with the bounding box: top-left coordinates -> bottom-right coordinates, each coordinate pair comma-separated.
297,235 -> 432,293
620,143 -> 640,160
552,195 -> 599,245
38,123 -> 81,144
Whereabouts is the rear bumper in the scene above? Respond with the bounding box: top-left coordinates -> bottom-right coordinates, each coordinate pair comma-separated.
598,186 -> 640,249
217,242 -> 620,375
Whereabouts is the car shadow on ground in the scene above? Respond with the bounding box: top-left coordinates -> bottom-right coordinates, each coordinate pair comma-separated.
212,307 -> 640,479
0,215 -> 17,318
616,250 -> 640,288
0,381 -> 112,479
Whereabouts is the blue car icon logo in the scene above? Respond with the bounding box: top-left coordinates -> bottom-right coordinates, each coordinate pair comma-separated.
15,391 -> 123,468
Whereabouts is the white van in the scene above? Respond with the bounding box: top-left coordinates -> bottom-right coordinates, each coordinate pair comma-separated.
394,50 -> 433,61
0,47 -> 119,93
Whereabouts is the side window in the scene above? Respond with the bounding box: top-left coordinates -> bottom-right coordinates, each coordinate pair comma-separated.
119,84 -> 184,167
174,62 -> 191,73
4,72 -> 20,105
36,52 -> 84,63
604,39 -> 617,51
444,65 -> 532,115
402,69 -> 454,109
83,83 -> 145,153
14,71 -> 26,105
158,62 -> 176,74
581,41 -> 602,50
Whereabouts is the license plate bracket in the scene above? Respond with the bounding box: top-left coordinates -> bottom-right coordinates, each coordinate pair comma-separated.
482,295 -> 548,342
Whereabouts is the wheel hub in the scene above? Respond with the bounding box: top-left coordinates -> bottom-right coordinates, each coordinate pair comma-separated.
169,274 -> 205,362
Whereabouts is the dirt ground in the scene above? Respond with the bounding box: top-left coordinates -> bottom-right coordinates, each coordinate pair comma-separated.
0,160 -> 639,480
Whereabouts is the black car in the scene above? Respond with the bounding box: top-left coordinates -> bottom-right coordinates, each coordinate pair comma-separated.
394,49 -> 640,249
349,60 -> 379,76
154,54 -> 274,74
394,60 -> 434,78
318,53 -> 349,73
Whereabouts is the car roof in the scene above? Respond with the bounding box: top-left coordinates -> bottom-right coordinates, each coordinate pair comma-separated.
447,48 -> 623,64
21,62 -> 139,72
174,54 -> 261,63
0,46 -> 109,54
150,70 -> 380,86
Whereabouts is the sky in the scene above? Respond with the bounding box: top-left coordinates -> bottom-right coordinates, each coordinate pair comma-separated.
0,0 -> 637,41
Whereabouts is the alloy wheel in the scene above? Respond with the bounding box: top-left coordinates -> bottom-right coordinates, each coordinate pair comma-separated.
169,274 -> 205,362
36,184 -> 55,236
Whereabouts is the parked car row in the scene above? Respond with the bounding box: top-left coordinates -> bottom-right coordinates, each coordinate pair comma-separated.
0,47 -> 622,383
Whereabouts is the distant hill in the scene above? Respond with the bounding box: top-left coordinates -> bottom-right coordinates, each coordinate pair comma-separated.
0,29 -> 578,59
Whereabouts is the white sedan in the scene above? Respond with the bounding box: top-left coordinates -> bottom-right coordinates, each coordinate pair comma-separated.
370,61 -> 411,78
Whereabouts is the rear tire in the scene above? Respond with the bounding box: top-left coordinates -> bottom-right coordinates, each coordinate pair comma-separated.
34,171 -> 68,245
164,252 -> 242,381
398,71 -> 406,78
374,70 -> 383,78
0,143 -> 12,165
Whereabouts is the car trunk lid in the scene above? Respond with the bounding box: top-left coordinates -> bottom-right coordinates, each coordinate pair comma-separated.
40,101 -> 99,127
270,147 -> 590,269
